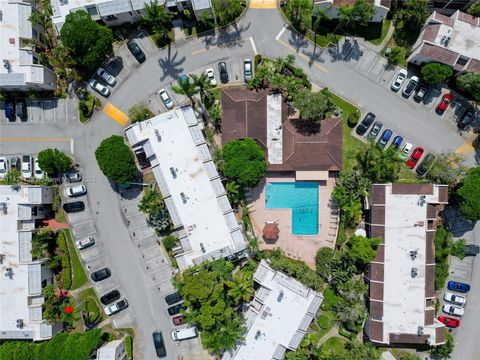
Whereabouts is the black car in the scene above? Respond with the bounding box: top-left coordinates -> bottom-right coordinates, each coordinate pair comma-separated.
152,331 -> 167,358
464,244 -> 479,256
165,292 -> 181,305
91,268 -> 111,282
415,153 -> 435,176
66,169 -> 82,182
355,112 -> 375,136
10,157 -> 20,171
414,86 -> 429,103
218,62 -> 228,83
100,290 -> 121,305
366,121 -> 383,141
127,40 -> 146,63
458,108 -> 475,130
167,303 -> 184,316
63,201 -> 85,213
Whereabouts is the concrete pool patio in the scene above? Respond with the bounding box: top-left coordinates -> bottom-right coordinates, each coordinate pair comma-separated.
246,173 -> 339,268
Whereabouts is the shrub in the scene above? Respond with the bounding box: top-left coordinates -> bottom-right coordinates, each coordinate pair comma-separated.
458,166 -> 480,221
318,314 -> 332,329
162,234 -> 177,251
128,102 -> 153,123
451,238 -> 465,260
38,149 -> 73,176
309,322 -> 320,331
421,63 -> 453,85
254,54 -> 262,70
125,335 -> 133,360
315,247 -> 334,280
321,287 -> 339,311
347,109 -> 360,128
386,46 -> 405,65
338,326 -> 352,339
95,135 -> 137,184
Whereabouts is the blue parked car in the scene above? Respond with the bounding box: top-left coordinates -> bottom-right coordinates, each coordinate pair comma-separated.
447,281 -> 470,293
391,135 -> 403,149
378,129 -> 393,149
5,103 -> 14,120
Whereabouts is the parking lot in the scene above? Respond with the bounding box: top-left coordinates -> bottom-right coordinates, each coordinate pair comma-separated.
0,99 -> 78,124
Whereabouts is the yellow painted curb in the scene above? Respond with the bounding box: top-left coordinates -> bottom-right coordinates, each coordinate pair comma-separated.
103,102 -> 129,127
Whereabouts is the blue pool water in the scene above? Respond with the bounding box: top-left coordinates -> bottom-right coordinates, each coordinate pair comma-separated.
265,182 -> 319,235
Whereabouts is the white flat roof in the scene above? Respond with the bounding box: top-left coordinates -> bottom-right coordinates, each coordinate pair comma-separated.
439,20 -> 480,60
125,107 -> 246,270
223,260 -> 323,360
0,185 -> 52,341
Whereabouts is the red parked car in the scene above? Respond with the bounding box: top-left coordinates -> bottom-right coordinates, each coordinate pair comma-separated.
172,315 -> 184,326
438,315 -> 460,328
406,147 -> 424,168
436,93 -> 453,114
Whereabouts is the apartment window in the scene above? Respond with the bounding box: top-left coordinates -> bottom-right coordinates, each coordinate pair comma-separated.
106,15 -> 118,20
33,56 -> 39,64
32,28 -> 38,40
86,5 -> 98,16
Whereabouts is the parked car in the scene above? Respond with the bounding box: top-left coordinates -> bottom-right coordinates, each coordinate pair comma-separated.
218,61 -> 229,83
100,290 -> 121,305
244,58 -> 253,82
10,157 -> 20,171
171,327 -> 198,341
377,129 -> 393,149
355,112 -> 375,136
64,184 -> 87,197
437,316 -> 460,328
402,76 -> 419,98
63,201 -> 85,213
75,236 -> 95,250
447,281 -> 470,293
127,40 -> 146,63
158,89 -> 174,110
436,93 -> 452,114
398,142 -> 413,160
172,315 -> 184,326
97,67 -> 116,86
89,79 -> 110,97
16,100 -> 27,122
66,169 -> 82,182
457,108 -> 475,130
444,292 -> 466,305
414,86 -> 429,103
366,121 -> 382,141
390,135 -> 403,150
5,102 -> 14,121
33,157 -> 44,180
391,69 -> 408,91
167,303 -> 184,316
442,304 -> 464,317
464,244 -> 479,256
205,68 -> 217,86
406,147 -> 424,168
415,153 -> 435,176
22,155 -> 32,179
0,157 -> 7,179
91,268 -> 111,282
152,331 -> 167,358
104,298 -> 128,316
165,292 -> 182,305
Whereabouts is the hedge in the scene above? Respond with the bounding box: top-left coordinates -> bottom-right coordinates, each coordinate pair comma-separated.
125,335 -> 133,360
318,314 -> 332,329
57,231 -> 72,289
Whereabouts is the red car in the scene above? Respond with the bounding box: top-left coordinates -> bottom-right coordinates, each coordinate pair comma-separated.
406,147 -> 424,168
436,93 -> 453,114
172,315 -> 184,326
438,316 -> 460,328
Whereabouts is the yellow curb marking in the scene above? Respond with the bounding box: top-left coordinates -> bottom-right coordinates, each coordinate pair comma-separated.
103,102 -> 129,126
454,142 -> 474,155
250,0 -> 278,9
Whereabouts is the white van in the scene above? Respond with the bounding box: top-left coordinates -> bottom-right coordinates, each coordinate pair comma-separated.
64,185 -> 87,197
171,327 -> 198,341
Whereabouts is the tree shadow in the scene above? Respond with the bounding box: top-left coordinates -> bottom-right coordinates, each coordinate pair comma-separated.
287,29 -> 309,53
214,21 -> 251,49
290,118 -> 321,135
105,56 -> 124,77
158,47 -> 186,82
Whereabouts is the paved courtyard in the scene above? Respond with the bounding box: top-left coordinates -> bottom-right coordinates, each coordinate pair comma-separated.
247,173 -> 338,268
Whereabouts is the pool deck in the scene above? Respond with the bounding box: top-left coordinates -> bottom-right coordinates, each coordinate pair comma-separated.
247,172 -> 338,269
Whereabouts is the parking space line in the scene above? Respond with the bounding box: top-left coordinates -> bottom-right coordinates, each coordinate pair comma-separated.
0,137 -> 71,142
366,56 -> 379,75
249,37 -> 258,55
275,25 -> 286,41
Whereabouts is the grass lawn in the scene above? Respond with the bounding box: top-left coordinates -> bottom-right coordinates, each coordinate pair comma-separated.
63,229 -> 88,290
316,311 -> 337,339
322,336 -> 347,355
346,20 -> 392,46
78,287 -> 106,324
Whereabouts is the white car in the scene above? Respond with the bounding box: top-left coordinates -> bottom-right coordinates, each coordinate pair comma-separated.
158,89 -> 174,109
76,236 -> 95,250
96,67 -> 116,86
22,155 -> 32,179
402,75 -> 419,98
444,292 -> 466,306
442,304 -> 464,317
398,142 -> 413,160
64,185 -> 87,197
33,157 -> 44,180
206,68 -> 216,86
0,157 -> 7,178
391,69 -> 408,91
89,79 -> 110,97
104,298 -> 128,316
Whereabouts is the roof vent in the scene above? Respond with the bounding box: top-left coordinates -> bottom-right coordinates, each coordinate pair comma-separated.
255,330 -> 262,340
16,319 -> 23,329
9,38 -> 15,44
411,267 -> 418,278
409,250 -> 417,260
417,326 -> 424,335
155,129 -> 161,142
277,290 -> 284,302
5,267 -> 13,279
444,37 -> 450,47
0,202 -> 7,214
200,243 -> 205,253
440,35 -> 446,45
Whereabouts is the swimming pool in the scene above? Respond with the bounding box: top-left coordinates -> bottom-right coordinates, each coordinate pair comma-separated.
265,182 -> 318,235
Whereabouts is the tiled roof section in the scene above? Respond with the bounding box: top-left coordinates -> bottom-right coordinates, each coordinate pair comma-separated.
371,206 -> 385,225
369,320 -> 384,342
370,282 -> 384,301
373,244 -> 385,262
379,0 -> 391,8
433,11 -> 454,26
369,263 -> 384,282
418,43 -> 459,66
427,204 -> 438,219
457,11 -> 479,26
425,309 -> 435,326
371,184 -> 386,205
369,225 -> 385,239
369,300 -> 384,320
435,327 -> 446,345
466,58 -> 480,72
438,186 -> 448,203
391,183 -> 434,195
425,264 -> 435,298
389,333 -> 430,344
422,24 -> 441,42
426,232 -> 435,264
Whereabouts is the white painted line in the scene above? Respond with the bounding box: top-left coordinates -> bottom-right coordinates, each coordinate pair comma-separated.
275,25 -> 286,41
249,37 -> 258,55
70,138 -> 74,155
366,56 -> 379,75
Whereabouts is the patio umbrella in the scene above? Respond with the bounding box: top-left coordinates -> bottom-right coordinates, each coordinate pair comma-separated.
263,222 -> 280,241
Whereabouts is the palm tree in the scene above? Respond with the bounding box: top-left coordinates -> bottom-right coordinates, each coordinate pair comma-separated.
142,0 -> 173,39
171,75 -> 198,106
270,73 -> 285,92
226,181 -> 242,206
225,271 -> 254,304
285,54 -> 296,68
191,72 -> 213,102
312,9 -> 331,45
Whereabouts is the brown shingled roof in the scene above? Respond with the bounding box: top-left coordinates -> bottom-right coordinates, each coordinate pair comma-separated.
417,43 -> 459,66
438,185 -> 449,203
435,327 -> 446,345
422,24 -> 441,43
425,264 -> 435,298
433,11 -> 454,26
457,11 -> 479,26
371,184 -> 386,205
389,333 -> 430,344
466,58 -> 480,73
370,282 -> 384,302
369,299 -> 384,320
426,232 -> 435,264
391,183 -> 434,195
380,0 -> 391,8
368,321 -> 384,343
221,87 -> 343,172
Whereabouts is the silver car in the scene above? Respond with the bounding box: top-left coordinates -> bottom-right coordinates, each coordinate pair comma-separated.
89,79 -> 110,97
158,89 -> 174,109
96,67 -> 116,86
244,58 -> 253,82
391,69 -> 408,91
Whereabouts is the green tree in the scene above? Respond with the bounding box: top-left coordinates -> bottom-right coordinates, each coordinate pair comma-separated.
456,72 -> 480,104
191,72 -> 214,102
450,238 -> 465,260
421,63 -> 453,85
315,247 -> 335,280
171,75 -> 198,105
38,148 -> 72,176
355,142 -> 401,183
199,10 -> 215,29
213,0 -> 243,26
432,331 -> 454,359
1,169 -> 21,185
313,8 -> 332,44
343,341 -> 381,360
286,0 -> 313,31
128,102 -> 153,123
386,46 -> 405,65
94,135 -> 137,184
138,189 -> 171,231
293,89 -> 335,123
425,152 -> 467,187
222,138 -> 267,188
458,166 -> 480,221
225,271 -> 254,304
467,1 -> 480,17
208,103 -> 222,132
350,0 -> 374,26
345,235 -> 381,268
398,0 -> 429,31
334,279 -> 367,329
339,6 -> 354,30
60,10 -> 113,69
226,181 -> 243,206
142,0 -> 173,40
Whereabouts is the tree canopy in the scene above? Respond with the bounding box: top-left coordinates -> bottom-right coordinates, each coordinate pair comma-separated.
350,0 -> 375,26
213,0 -> 244,26
293,88 -> 335,123
345,235 -> 381,268
456,72 -> 480,104
458,166 -> 480,221
285,0 -> 313,31
142,0 -> 172,39
355,142 -> 401,183
128,103 -> 153,123
222,138 -> 267,188
421,63 -> 453,85
315,247 -> 335,280
138,189 -> 170,231
95,135 -> 137,184
60,10 -> 113,70
467,1 -> 480,17
38,148 -> 72,176
424,152 -> 467,187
